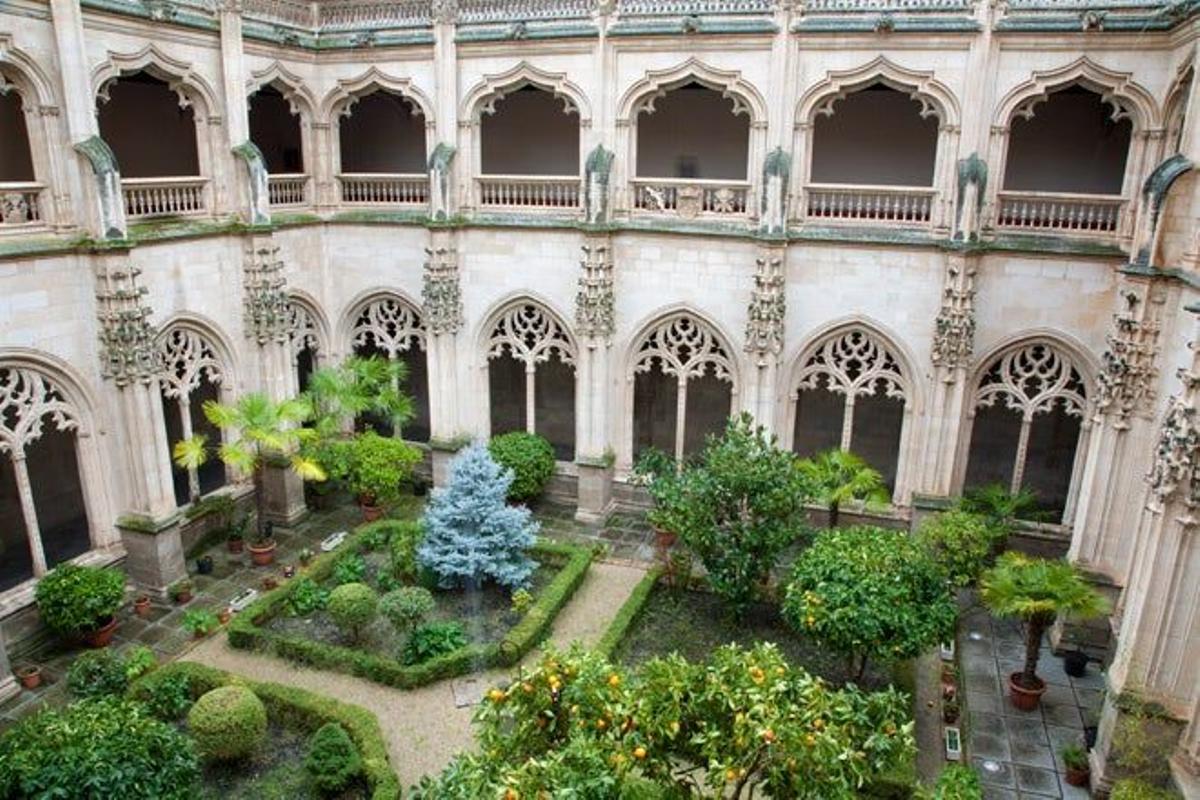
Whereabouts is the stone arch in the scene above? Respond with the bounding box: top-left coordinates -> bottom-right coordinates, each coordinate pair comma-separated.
0,348 -> 115,587
796,56 -> 960,128
461,61 -> 592,126
92,44 -> 220,120
319,67 -> 433,123
0,36 -> 60,109
1164,60 -> 1194,156
247,61 -> 318,118
617,57 -> 767,127
285,290 -> 329,392
1,37 -> 66,227
993,57 -> 1159,131
624,306 -> 740,465
785,319 -> 919,502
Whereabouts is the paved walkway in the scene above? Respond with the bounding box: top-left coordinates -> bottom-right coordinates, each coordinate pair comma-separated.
187,560 -> 649,788
959,602 -> 1105,800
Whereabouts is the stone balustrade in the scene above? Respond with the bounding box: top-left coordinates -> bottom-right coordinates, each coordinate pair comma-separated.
630,178 -> 751,219
242,0 -> 316,26
317,0 -> 430,29
0,183 -> 45,229
994,190 -> 1126,235
459,0 -> 593,22
476,175 -> 582,211
616,0 -> 776,14
802,183 -> 935,226
122,177 -> 209,219
337,173 -> 430,205
268,174 -> 310,208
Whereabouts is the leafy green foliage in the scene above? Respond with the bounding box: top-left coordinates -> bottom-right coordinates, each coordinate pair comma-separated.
338,431 -> 423,507
927,764 -> 982,800
1110,780 -> 1182,800
182,609 -> 220,636
784,526 -> 957,679
0,698 -> 199,799
67,649 -> 129,699
915,510 -> 1006,587
287,576 -> 330,616
488,431 -> 556,502
123,645 -> 158,682
332,552 -> 368,586
510,588 -> 534,616
415,643 -> 914,799
980,553 -> 1108,687
144,671 -> 194,720
327,582 -> 379,642
305,722 -> 364,794
34,564 -> 125,636
403,621 -> 468,665
652,414 -> 812,618
187,686 -> 268,761
380,586 -> 435,634
797,449 -> 889,528
388,520 -> 424,580
303,355 -> 415,439
959,483 -> 1048,530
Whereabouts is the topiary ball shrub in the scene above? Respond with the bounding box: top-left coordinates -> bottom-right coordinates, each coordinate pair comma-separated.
66,649 -> 128,699
403,621 -> 468,665
327,582 -> 379,642
380,586 -> 435,635
186,685 -> 267,761
915,509 -> 1005,587
34,564 -> 126,638
488,431 -> 556,503
305,722 -> 363,794
0,697 -> 199,799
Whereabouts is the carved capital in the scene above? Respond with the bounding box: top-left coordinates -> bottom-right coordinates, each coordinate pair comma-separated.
1096,285 -> 1163,424
423,244 -> 463,336
576,235 -> 615,343
1148,320 -> 1200,512
744,247 -> 785,361
931,257 -> 976,370
95,261 -> 158,388
243,241 -> 291,346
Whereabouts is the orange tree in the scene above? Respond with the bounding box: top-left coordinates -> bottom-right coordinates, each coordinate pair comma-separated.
410,643 -> 914,799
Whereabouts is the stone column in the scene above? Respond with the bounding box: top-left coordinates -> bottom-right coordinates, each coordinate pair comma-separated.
94,254 -> 187,595
423,229 -> 465,486
0,625 -> 16,703
243,233 -> 307,524
218,0 -> 270,224
574,233 -> 617,524
1091,304 -> 1200,792
743,244 -> 786,435
920,252 -> 977,497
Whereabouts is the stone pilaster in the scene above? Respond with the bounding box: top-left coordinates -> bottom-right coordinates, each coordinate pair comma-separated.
743,244 -> 786,433
423,229 -> 465,486
575,233 -> 616,524
921,252 -> 977,496
94,255 -> 186,595
1092,305 -> 1200,792
0,625 -> 17,703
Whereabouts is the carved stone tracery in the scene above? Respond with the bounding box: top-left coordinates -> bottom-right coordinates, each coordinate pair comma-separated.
745,251 -> 785,361
158,327 -> 224,400
577,239 -> 615,342
422,246 -> 464,336
0,366 -> 80,458
975,342 -> 1087,420
351,297 -> 425,357
286,299 -> 321,359
796,327 -> 907,402
632,314 -> 733,384
487,303 -> 575,368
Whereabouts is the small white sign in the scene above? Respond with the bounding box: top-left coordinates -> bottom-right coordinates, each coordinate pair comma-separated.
229,588 -> 259,612
320,531 -> 348,552
944,726 -> 962,762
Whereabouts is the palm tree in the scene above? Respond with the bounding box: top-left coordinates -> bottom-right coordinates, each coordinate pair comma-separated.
797,449 -> 888,529
980,552 -> 1107,707
304,356 -> 414,439
173,393 -> 325,540
959,483 -> 1049,532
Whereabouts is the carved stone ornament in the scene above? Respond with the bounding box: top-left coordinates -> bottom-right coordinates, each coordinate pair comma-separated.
422,245 -> 464,336
576,237 -> 615,342
796,327 -> 907,402
931,258 -> 976,370
676,186 -> 703,219
95,262 -> 159,387
431,0 -> 457,23
286,300 -> 321,359
1,192 -> 30,224
351,297 -> 425,357
158,327 -> 223,400
243,243 -> 291,346
633,314 -> 733,384
1147,355 -> 1200,512
745,251 -> 785,360
488,303 -> 575,368
0,366 -> 80,459
1095,289 -> 1161,425
975,342 -> 1087,420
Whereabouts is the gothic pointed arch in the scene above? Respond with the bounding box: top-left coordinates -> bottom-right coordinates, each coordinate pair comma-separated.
246,61 -> 318,118
92,44 -> 220,120
617,57 -> 767,127
0,35 -> 60,109
286,290 -> 330,360
0,38 -> 62,227
319,67 -> 434,122
993,56 -> 1159,131
479,295 -> 577,369
461,61 -> 592,125
796,56 -> 960,127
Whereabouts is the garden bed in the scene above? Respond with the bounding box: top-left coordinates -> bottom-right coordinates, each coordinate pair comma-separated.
229,522 -> 593,689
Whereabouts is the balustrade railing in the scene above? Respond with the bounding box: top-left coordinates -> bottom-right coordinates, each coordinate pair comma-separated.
803,0 -> 970,10
122,177 -> 209,219
617,0 -> 775,13
630,178 -> 750,218
338,173 -> 430,205
994,191 -> 1125,235
0,183 -> 44,228
242,0 -> 315,26
803,184 -> 934,225
268,174 -> 310,207
459,0 -> 592,22
318,0 -> 430,29
476,175 -> 582,211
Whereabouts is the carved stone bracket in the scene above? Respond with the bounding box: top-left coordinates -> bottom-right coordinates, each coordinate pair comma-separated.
1148,360 -> 1200,515
1095,285 -> 1163,427
576,236 -> 615,344
422,243 -> 463,336
931,257 -> 976,371
243,241 -> 291,345
745,248 -> 785,362
95,261 -> 158,388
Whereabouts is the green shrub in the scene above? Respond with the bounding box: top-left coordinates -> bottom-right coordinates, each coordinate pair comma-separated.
380,586 -> 435,634
403,621 -> 467,665
144,671 -> 194,720
389,520 -> 424,580
34,564 -> 126,637
488,431 -> 556,502
930,764 -> 982,799
328,582 -> 379,641
182,609 -> 220,636
332,552 -> 368,586
67,649 -> 129,699
510,588 -> 534,616
123,645 -> 158,681
1110,780 -> 1182,800
305,722 -> 364,794
0,697 -> 199,799
187,686 -> 268,761
915,510 -> 1004,587
340,431 -> 423,507
288,576 -> 330,616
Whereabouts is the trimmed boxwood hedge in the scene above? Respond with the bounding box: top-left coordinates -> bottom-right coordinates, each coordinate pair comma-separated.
228,523 -> 593,690
594,565 -> 663,660
130,661 -> 401,800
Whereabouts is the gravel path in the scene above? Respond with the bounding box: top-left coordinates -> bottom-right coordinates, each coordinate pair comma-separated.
186,561 -> 648,788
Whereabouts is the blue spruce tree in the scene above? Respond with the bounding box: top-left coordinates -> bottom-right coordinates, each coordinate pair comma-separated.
417,443 -> 538,589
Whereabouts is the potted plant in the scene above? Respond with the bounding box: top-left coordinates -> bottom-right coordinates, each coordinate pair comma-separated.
980,553 -> 1108,711
1063,649 -> 1089,678
182,609 -> 220,638
341,431 -> 422,521
298,548 -> 315,567
262,575 -> 279,591
170,579 -> 194,605
217,607 -> 233,625
15,664 -> 42,690
133,594 -> 152,617
248,522 -> 277,567
942,698 -> 960,725
1062,744 -> 1090,786
632,448 -> 683,548
227,514 -> 248,554
796,449 -> 888,529
34,564 -> 125,648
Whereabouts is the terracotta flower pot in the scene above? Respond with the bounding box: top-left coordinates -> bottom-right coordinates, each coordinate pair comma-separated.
360,502 -> 383,522
16,665 -> 42,690
249,540 -> 277,566
227,538 -> 244,554
654,528 -> 677,549
175,590 -> 193,604
133,595 -> 152,617
1008,672 -> 1047,711
262,576 -> 279,591
218,608 -> 232,625
1065,765 -> 1090,787
82,616 -> 119,649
